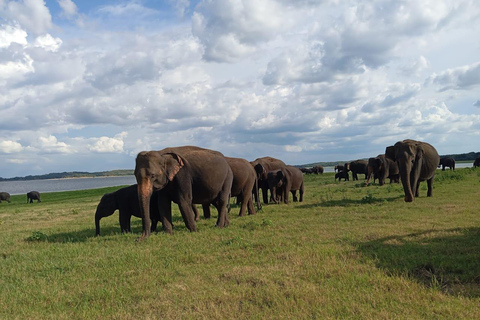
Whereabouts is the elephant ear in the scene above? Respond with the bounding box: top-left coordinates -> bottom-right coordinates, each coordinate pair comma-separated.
385,146 -> 396,161
276,170 -> 284,181
415,144 -> 424,161
254,164 -> 265,176
375,158 -> 382,169
164,153 -> 185,181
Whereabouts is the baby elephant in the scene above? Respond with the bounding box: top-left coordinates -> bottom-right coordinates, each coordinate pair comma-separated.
335,170 -> 349,181
0,192 -> 11,203
267,166 -> 304,204
95,184 -> 160,236
27,191 -> 41,203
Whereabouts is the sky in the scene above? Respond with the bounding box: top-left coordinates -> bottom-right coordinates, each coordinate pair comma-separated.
0,0 -> 479,178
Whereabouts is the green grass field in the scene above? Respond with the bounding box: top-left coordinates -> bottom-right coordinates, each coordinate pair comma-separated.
1,169 -> 479,319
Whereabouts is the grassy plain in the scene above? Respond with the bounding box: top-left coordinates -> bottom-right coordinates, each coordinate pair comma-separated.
0,169 -> 479,319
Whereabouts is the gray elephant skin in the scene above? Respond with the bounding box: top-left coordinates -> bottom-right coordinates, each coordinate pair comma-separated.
345,160 -> 368,181
27,191 -> 41,203
335,170 -> 349,181
95,184 -> 160,236
385,139 -> 440,202
0,192 -> 11,203
366,154 -> 399,186
134,146 -> 233,239
227,157 -> 261,216
250,156 -> 286,204
267,166 -> 304,204
438,157 -> 455,171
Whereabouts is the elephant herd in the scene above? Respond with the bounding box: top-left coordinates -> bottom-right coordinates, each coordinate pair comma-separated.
96,146 -> 305,239
0,191 -> 41,203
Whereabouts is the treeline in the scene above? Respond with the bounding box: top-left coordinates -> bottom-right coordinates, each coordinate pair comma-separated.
0,170 -> 134,181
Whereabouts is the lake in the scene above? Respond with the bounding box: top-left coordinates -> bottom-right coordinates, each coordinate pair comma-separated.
0,176 -> 137,195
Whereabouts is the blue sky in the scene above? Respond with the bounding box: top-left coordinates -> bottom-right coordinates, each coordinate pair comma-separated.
1,0 -> 479,178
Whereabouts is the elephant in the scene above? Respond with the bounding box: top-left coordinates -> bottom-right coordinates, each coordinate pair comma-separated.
334,165 -> 344,172
475,157 -> 480,168
0,192 -> 11,203
266,166 -> 304,204
27,191 -> 41,203
311,165 -> 324,174
135,146 -> 233,239
438,157 -> 455,171
95,184 -> 160,236
250,156 -> 286,204
335,170 -> 349,181
345,160 -> 368,180
202,157 -> 261,217
385,139 -> 440,202
299,167 -> 312,174
365,154 -> 399,186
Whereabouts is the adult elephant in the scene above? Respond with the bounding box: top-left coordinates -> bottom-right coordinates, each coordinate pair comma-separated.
365,154 -> 399,186
135,146 -> 233,239
474,157 -> 480,168
250,156 -> 286,204
95,184 -> 160,236
438,157 -> 455,171
0,192 -> 11,203
267,166 -> 304,204
311,165 -> 324,174
345,160 -> 368,180
385,139 -> 439,202
27,191 -> 41,203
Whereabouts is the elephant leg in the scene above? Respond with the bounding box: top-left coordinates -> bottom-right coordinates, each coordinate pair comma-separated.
119,211 -> 131,233
214,190 -> 230,228
299,184 -> 304,202
238,193 -> 249,217
202,204 -> 211,219
427,178 -> 434,197
192,204 -> 200,221
291,190 -> 298,202
261,185 -> 269,204
158,194 -> 173,234
177,200 -> 197,232
246,195 -> 256,215
415,181 -> 420,198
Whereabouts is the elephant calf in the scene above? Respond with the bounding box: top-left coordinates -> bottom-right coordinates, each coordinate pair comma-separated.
27,191 -> 41,203
267,166 -> 304,204
95,184 -> 160,236
335,170 -> 349,181
0,192 -> 11,203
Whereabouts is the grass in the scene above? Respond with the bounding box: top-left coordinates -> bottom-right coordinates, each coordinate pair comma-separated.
0,169 -> 479,319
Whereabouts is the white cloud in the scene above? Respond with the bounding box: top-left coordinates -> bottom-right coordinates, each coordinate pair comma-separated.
426,62 -> 480,91
0,140 -> 23,153
2,0 -> 53,35
38,135 -> 73,154
33,33 -> 62,52
57,0 -> 78,18
0,23 -> 28,48
88,132 -> 127,153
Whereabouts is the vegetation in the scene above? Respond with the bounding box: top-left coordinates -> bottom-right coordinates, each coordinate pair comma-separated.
0,169 -> 479,319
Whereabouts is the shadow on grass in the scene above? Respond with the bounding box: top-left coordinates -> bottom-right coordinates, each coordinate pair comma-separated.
298,195 -> 403,208
25,214 -> 200,243
356,227 -> 480,298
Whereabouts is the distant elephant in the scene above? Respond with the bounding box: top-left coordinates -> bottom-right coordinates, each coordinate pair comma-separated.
95,184 -> 160,236
250,156 -> 286,204
385,139 -> 439,202
27,191 -> 41,203
475,157 -> 480,168
226,157 -> 261,216
311,165 -> 324,174
438,157 -> 455,171
0,192 -> 11,203
334,165 -> 344,172
335,170 -> 349,181
135,146 -> 233,239
266,166 -> 304,204
366,154 -> 399,186
345,160 -> 368,180
299,167 -> 312,174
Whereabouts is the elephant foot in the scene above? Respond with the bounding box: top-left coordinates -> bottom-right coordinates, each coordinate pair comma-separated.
404,195 -> 414,202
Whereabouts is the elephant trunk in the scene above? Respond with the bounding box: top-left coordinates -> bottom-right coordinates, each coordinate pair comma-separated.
398,161 -> 414,202
365,166 -> 373,185
137,180 -> 153,239
255,177 -> 262,211
95,213 -> 101,236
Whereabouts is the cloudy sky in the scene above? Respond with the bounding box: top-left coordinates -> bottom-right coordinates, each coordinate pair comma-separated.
1,0 -> 479,178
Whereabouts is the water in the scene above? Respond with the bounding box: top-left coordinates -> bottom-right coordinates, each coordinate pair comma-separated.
0,176 -> 137,195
